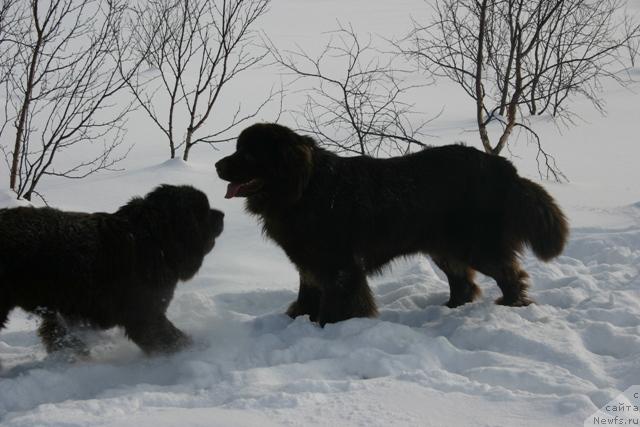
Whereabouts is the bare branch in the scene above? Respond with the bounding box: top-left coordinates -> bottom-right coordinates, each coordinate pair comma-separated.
268,22 -> 435,157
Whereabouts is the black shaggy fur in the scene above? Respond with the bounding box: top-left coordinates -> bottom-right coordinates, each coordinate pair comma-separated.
0,185 -> 224,357
215,123 -> 569,326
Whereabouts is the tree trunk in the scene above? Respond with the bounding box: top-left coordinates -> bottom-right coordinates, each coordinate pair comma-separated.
494,25 -> 524,155
183,127 -> 193,161
499,1 -> 518,118
10,21 -> 43,191
475,0 -> 492,153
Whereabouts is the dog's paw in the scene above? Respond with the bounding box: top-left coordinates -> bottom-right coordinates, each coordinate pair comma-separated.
157,333 -> 193,355
317,304 -> 377,327
495,295 -> 534,307
445,299 -> 468,308
286,300 -> 319,321
45,347 -> 91,364
175,333 -> 194,351
43,333 -> 90,358
286,301 -> 304,318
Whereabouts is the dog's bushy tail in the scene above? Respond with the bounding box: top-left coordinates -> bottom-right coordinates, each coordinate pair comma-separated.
509,178 -> 569,261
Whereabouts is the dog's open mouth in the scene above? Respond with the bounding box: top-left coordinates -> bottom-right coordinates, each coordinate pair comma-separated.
225,179 -> 264,199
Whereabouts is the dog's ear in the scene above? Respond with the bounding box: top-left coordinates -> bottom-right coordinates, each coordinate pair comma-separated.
278,135 -> 314,202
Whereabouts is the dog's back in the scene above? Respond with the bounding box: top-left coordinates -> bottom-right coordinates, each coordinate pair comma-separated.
304,145 -> 519,254
1,207 -> 101,277
296,144 -> 567,279
0,207 -> 127,322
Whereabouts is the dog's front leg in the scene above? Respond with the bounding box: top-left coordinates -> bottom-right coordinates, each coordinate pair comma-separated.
316,265 -> 378,326
286,270 -> 322,322
124,313 -> 192,355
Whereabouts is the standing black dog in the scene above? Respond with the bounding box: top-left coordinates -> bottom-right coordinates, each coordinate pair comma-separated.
0,185 -> 223,357
215,123 -> 568,326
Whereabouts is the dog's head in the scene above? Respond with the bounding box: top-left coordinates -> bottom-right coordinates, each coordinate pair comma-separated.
215,123 -> 314,212
121,185 -> 224,280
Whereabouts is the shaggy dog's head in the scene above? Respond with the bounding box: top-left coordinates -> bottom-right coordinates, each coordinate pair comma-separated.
215,123 -> 314,212
119,185 -> 224,280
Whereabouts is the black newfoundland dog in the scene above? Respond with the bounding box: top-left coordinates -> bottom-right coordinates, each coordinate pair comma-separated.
215,123 -> 568,326
0,185 -> 223,357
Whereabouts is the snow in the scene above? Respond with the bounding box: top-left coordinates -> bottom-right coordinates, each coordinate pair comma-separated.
1,0 -> 640,425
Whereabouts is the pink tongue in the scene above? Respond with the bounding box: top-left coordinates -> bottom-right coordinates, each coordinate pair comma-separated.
225,182 -> 243,199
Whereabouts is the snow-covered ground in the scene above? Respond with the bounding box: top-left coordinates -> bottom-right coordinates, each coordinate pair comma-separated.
1,0 -> 639,426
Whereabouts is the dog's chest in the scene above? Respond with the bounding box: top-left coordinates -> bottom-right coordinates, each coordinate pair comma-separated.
263,216 -> 311,258
263,217 -> 296,245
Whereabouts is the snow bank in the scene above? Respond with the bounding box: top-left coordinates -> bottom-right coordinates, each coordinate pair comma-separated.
1,159 -> 638,426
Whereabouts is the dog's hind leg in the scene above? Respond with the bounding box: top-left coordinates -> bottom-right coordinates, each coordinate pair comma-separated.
432,256 -> 481,308
38,310 -> 89,356
37,311 -> 89,356
124,313 -> 192,355
0,305 -> 9,329
38,311 -> 68,353
494,261 -> 533,307
316,263 -> 378,326
0,277 -> 10,329
286,270 -> 322,322
474,257 -> 533,307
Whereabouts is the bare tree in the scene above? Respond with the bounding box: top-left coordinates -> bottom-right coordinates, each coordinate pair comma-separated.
1,0 -> 141,201
0,0 -> 25,142
126,0 -> 274,161
268,23 -> 435,157
401,0 -> 640,180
